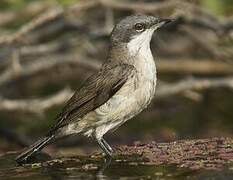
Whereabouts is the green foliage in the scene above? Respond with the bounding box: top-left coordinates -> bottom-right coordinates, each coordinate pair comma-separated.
0,0 -> 78,11
201,0 -> 233,15
0,0 -> 40,10
55,0 -> 80,6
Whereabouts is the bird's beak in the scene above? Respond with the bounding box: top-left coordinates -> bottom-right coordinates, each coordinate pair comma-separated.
156,18 -> 173,28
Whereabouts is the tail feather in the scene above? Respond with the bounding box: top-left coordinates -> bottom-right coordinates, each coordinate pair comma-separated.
15,135 -> 54,164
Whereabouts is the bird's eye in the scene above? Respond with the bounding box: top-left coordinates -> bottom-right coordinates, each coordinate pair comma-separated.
134,23 -> 145,32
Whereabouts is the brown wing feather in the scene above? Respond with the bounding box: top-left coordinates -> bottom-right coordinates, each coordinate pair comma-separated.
48,64 -> 135,135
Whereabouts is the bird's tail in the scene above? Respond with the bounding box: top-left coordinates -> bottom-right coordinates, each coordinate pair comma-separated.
15,135 -> 54,164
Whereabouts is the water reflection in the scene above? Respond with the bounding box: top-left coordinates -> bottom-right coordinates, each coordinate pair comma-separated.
96,157 -> 112,180
39,155 -> 113,180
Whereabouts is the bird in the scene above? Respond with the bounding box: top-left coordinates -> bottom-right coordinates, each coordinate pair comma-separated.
16,14 -> 172,164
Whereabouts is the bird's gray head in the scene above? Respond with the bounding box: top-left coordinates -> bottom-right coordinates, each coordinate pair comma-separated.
110,15 -> 171,47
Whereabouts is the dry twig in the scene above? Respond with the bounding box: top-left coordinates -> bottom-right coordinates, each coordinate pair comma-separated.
0,0 -> 98,45
157,77 -> 233,98
0,88 -> 73,114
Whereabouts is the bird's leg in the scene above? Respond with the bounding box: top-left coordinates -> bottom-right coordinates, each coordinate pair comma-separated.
101,138 -> 113,153
97,139 -> 112,158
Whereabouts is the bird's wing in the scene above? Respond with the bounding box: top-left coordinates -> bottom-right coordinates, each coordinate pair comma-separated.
48,64 -> 136,135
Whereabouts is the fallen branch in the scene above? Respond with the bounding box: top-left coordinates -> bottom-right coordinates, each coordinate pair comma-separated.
158,59 -> 233,75
157,77 -> 233,98
0,88 -> 73,114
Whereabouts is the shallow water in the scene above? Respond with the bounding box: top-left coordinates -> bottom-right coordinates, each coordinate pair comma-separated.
0,153 -> 233,180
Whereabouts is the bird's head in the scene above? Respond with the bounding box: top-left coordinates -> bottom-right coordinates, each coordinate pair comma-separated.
110,15 -> 172,55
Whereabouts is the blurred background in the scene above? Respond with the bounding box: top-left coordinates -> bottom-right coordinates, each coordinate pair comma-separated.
0,0 -> 233,156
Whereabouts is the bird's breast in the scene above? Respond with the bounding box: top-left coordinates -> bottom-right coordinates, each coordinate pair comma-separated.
135,55 -> 157,108
95,54 -> 157,123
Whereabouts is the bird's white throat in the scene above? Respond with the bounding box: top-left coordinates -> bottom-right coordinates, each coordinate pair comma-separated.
127,28 -> 156,81
127,28 -> 155,57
